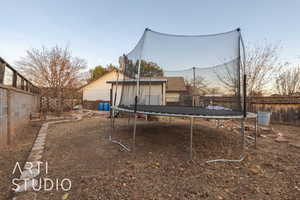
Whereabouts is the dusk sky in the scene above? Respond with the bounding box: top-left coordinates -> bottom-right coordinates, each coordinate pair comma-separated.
1,0 -> 300,69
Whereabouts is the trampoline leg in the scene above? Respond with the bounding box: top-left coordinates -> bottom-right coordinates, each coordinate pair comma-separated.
190,117 -> 194,160
111,109 -> 116,141
255,116 -> 258,149
241,118 -> 245,155
133,113 -> 137,155
128,113 -> 131,126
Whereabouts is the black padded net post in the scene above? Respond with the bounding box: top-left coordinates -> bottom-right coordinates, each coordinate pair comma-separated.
118,28 -> 245,117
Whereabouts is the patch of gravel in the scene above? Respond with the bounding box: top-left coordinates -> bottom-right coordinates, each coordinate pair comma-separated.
0,123 -> 41,200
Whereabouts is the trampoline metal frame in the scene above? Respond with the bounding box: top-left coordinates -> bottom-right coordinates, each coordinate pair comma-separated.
114,106 -> 255,119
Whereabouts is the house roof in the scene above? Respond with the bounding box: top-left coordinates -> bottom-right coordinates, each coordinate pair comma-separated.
164,77 -> 186,92
79,69 -> 119,90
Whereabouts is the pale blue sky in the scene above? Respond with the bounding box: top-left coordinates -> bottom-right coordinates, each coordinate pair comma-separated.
0,0 -> 299,69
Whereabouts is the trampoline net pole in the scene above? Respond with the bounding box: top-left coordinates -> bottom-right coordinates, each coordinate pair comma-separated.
112,72 -> 120,141
240,31 -> 247,118
133,29 -> 147,155
192,67 -> 195,107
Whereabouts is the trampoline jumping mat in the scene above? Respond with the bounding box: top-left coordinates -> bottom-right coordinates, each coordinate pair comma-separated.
118,105 -> 243,117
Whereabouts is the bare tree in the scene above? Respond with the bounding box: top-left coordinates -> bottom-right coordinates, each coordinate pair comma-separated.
244,42 -> 281,95
16,46 -> 87,113
214,42 -> 281,96
275,64 -> 300,95
185,75 -> 209,95
214,60 -> 239,95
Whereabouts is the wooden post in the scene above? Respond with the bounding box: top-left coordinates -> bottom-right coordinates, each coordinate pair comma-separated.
12,71 -> 17,88
21,78 -> 24,90
0,62 -> 5,84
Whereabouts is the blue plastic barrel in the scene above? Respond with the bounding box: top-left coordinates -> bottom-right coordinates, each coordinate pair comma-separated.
257,112 -> 271,126
98,103 -> 104,111
104,103 -> 110,111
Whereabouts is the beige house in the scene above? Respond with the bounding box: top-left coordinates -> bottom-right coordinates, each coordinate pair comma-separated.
80,70 -> 123,109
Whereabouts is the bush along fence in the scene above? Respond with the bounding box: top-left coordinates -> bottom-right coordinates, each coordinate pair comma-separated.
0,57 -> 40,148
182,95 -> 300,125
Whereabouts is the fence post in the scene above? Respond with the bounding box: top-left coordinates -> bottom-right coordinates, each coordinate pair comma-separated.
21,78 -> 24,90
0,62 -> 5,84
12,71 -> 17,88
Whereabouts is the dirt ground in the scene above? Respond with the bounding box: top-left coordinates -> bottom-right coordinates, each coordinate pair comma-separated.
31,115 -> 300,200
0,123 -> 41,200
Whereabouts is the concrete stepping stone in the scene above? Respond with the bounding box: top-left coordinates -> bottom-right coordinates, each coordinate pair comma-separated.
28,154 -> 42,162
31,146 -> 44,151
20,168 -> 40,179
14,179 -> 38,193
24,161 -> 40,169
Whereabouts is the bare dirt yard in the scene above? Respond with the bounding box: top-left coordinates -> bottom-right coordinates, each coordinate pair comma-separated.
0,123 -> 41,200
32,115 -> 300,199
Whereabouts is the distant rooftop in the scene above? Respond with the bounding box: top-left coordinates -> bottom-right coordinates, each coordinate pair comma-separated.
164,77 -> 186,92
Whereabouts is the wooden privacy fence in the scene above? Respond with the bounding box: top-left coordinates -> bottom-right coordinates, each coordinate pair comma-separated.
0,57 -> 40,147
182,95 -> 300,125
248,97 -> 300,125
40,96 -> 81,112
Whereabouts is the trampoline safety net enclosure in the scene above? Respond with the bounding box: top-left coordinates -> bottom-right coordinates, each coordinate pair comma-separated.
116,28 -> 246,118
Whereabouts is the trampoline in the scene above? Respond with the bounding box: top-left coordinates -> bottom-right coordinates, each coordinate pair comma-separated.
110,28 -> 257,161
117,105 -> 243,118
